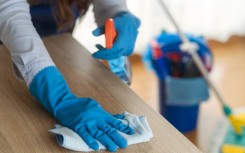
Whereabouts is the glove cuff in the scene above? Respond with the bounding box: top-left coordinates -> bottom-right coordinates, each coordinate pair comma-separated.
29,66 -> 76,116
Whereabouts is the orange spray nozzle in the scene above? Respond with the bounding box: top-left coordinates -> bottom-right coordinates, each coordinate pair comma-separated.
105,18 -> 117,49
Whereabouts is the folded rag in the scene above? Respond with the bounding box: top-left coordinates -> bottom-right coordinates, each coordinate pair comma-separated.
49,112 -> 153,152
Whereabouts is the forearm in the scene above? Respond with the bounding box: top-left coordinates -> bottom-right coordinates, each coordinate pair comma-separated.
92,0 -> 128,26
0,0 -> 55,87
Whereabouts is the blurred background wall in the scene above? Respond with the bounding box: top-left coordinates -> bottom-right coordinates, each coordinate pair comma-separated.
73,0 -> 245,53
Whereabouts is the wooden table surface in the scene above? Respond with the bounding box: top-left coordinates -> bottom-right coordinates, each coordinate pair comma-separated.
0,34 -> 201,153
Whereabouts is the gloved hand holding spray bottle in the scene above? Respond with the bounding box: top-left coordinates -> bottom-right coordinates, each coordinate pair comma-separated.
92,12 -> 140,85
105,18 -> 132,85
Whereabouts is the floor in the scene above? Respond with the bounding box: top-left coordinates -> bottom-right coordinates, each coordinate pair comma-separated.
129,36 -> 245,152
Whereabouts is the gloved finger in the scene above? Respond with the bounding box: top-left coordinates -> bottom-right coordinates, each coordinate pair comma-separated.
93,29 -> 134,60
92,26 -> 105,36
95,44 -> 105,50
124,37 -> 136,55
123,32 -> 137,56
92,48 -> 124,60
98,123 -> 127,148
108,118 -> 134,135
76,127 -> 99,150
87,124 -> 117,152
132,16 -> 141,28
113,114 -> 125,119
92,31 -> 127,60
125,47 -> 134,56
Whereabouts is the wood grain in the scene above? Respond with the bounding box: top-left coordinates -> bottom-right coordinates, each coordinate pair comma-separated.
0,34 -> 201,153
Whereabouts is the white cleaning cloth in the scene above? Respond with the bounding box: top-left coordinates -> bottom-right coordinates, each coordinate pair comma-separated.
49,112 -> 153,152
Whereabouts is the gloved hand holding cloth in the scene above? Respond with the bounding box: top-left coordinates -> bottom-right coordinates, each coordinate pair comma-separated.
0,0 -> 142,152
29,66 -> 134,152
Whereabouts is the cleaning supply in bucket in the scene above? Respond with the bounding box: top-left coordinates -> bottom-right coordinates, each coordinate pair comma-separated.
105,19 -> 132,85
150,40 -> 169,79
143,31 -> 211,132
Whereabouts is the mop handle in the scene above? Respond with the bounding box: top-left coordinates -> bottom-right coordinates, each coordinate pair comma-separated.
157,0 -> 227,107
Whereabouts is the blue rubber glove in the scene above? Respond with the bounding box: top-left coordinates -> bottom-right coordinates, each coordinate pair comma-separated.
92,12 -> 140,60
29,66 -> 134,152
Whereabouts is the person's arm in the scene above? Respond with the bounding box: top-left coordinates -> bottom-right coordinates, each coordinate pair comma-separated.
0,1 -> 133,152
92,0 -> 128,26
0,0 -> 55,86
91,0 -> 141,60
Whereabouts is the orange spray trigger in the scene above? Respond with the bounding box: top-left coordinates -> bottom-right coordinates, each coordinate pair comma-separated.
105,18 -> 117,49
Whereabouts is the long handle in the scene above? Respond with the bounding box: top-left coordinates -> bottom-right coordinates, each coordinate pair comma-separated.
157,0 -> 227,107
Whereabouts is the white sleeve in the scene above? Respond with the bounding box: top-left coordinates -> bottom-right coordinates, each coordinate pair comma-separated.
92,0 -> 128,26
0,0 -> 55,87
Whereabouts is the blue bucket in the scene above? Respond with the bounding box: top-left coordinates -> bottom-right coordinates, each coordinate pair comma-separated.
159,79 -> 200,132
143,32 -> 212,133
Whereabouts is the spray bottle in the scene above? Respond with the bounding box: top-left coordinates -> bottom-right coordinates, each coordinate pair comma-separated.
105,18 -> 132,85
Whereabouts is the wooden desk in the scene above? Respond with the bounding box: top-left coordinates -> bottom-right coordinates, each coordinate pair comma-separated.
0,34 -> 201,153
